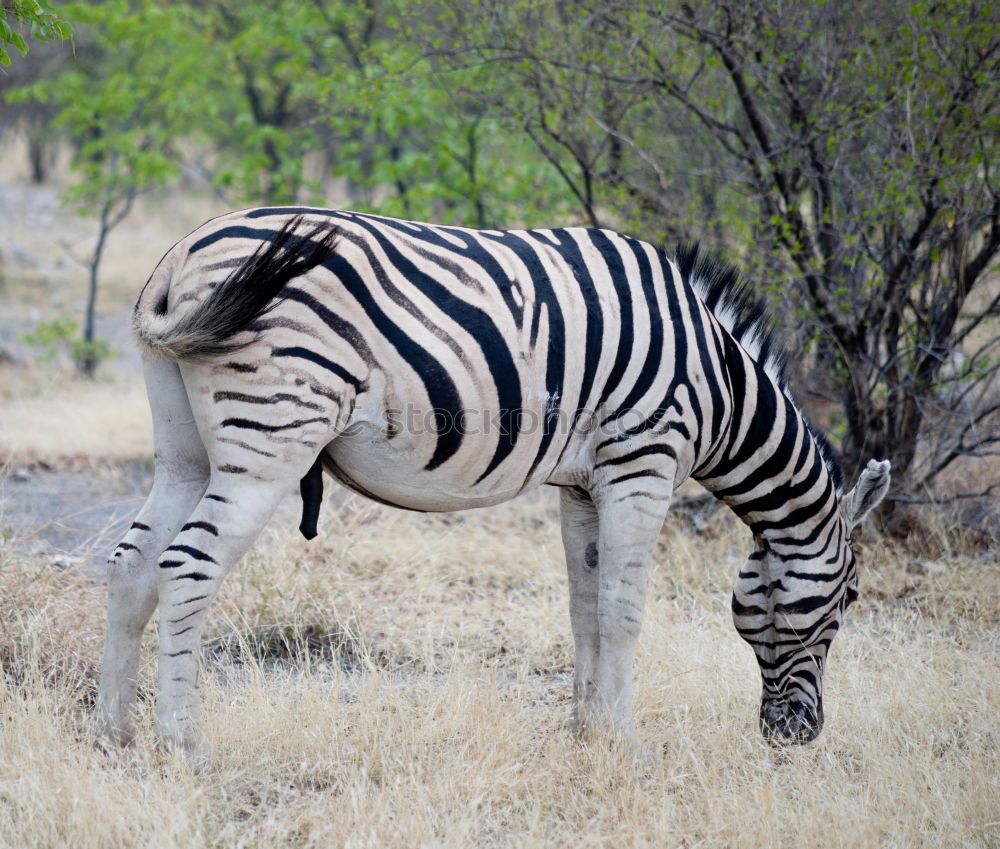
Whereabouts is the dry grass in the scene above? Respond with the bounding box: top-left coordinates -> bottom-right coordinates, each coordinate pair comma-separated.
1,481 -> 998,849
0,365 -> 152,464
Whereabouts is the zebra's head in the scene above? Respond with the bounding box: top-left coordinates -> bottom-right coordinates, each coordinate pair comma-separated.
732,459 -> 891,743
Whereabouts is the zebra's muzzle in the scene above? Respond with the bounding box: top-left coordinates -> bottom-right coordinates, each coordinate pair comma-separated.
759,698 -> 823,744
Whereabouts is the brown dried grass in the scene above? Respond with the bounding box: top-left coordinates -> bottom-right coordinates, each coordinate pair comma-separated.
1,483 -> 997,848
0,365 -> 152,464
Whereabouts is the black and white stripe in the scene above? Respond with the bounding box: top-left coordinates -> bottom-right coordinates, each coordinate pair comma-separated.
97,208 -> 890,755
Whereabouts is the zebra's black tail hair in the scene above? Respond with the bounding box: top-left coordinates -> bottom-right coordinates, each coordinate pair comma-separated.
134,215 -> 340,361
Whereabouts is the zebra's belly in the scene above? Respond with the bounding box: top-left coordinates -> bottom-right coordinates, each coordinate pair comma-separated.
324,424 -> 532,511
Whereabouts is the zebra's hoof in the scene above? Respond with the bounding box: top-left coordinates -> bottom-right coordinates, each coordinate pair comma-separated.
93,707 -> 136,750
155,722 -> 209,768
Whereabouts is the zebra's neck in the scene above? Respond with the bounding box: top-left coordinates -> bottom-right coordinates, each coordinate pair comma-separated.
694,349 -> 841,549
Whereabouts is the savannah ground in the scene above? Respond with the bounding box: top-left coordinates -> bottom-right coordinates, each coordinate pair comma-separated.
1,146 -> 998,848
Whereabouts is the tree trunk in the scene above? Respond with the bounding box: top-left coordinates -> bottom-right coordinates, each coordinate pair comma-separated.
27,127 -> 52,184
79,208 -> 110,379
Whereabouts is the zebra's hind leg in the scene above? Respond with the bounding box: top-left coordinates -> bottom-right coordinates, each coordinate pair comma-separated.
96,358 -> 210,748
559,487 -> 601,736
148,352 -> 348,760
151,472 -> 294,759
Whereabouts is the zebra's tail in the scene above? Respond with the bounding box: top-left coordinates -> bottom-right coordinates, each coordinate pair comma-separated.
133,215 -> 340,361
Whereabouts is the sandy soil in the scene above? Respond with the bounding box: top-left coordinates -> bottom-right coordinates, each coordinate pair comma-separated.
2,459 -> 151,569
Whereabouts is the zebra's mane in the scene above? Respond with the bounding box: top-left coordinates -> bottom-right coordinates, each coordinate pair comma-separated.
674,244 -> 845,493
675,243 -> 789,390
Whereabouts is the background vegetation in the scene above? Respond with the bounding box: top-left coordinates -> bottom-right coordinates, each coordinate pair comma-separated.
3,0 -> 999,519
1,4 -> 998,846
5,0 -> 999,524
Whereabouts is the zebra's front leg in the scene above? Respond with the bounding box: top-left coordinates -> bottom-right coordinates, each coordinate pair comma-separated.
559,487 -> 601,736
592,480 -> 673,745
154,476 -> 289,759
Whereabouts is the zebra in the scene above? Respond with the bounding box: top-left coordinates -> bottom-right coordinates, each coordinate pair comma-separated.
95,207 -> 891,759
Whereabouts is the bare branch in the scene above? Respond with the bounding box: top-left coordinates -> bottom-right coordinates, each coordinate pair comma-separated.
888,480 -> 1000,505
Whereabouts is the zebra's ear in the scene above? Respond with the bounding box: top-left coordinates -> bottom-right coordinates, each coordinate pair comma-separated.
842,459 -> 891,531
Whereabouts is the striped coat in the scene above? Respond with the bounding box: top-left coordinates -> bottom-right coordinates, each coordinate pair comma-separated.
96,208 -> 890,757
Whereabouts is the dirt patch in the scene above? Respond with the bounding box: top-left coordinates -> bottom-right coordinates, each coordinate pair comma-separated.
1,459 -> 153,574
1,459 -> 311,578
